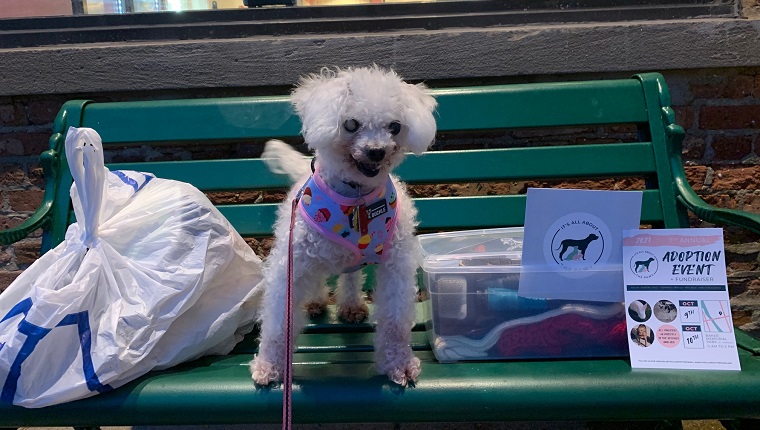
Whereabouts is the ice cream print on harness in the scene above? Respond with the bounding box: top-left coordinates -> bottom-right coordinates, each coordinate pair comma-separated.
296,165 -> 399,272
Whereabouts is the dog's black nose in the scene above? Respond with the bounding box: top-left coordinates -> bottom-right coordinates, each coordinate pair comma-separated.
367,149 -> 386,162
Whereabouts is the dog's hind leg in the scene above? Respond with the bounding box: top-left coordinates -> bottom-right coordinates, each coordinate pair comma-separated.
337,270 -> 369,323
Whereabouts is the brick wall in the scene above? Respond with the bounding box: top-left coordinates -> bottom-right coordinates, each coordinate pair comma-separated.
0,94 -> 62,291
1,67 -> 759,334
667,68 -> 760,334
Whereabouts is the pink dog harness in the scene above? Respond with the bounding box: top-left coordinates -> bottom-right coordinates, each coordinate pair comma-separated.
297,169 -> 398,272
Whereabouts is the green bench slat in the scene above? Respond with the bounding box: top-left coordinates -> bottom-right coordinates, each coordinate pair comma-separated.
82,96 -> 300,143
398,142 -> 657,182
66,192 -> 665,236
433,79 -> 649,130
414,190 -> 665,229
64,191 -> 666,236
4,353 -> 760,426
109,158 -> 293,190
82,79 -> 647,145
109,142 -> 657,191
213,190 -> 665,236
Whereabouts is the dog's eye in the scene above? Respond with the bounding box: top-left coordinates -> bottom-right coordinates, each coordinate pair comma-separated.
388,121 -> 401,135
343,119 -> 360,132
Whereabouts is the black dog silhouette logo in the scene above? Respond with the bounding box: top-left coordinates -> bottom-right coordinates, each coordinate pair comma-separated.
545,212 -> 610,272
630,250 -> 659,278
555,233 -> 600,261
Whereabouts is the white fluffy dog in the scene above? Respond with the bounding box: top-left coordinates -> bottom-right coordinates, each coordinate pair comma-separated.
250,66 -> 437,387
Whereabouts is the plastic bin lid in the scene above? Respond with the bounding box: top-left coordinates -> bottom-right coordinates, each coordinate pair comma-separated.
416,227 -> 524,273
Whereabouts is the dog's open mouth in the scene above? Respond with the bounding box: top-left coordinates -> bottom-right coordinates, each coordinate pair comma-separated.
354,159 -> 380,177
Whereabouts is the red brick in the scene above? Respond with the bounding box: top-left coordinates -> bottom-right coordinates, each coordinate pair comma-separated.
0,100 -> 26,127
749,278 -> 760,292
744,1 -> 760,19
0,216 -> 25,230
0,136 -> 25,156
407,184 -> 436,198
239,142 -> 265,158
0,247 -> 13,266
699,105 -> 760,130
261,190 -> 288,203
482,181 -> 527,196
206,191 -> 263,205
245,237 -> 274,259
0,105 -> 19,126
690,77 -> 728,99
0,132 -> 48,157
28,163 -> 46,188
511,127 -> 593,139
711,135 -> 754,161
681,136 -> 705,160
111,149 -> 147,163
0,164 -> 25,186
743,194 -> 760,215
14,240 -> 41,266
727,261 -> 758,273
608,124 -> 638,134
191,148 -> 237,161
711,166 -> 760,190
725,75 -> 755,99
674,106 -> 694,129
0,271 -> 23,292
683,165 -> 708,188
27,99 -> 63,125
702,193 -> 739,209
8,190 -> 44,212
733,309 -> 752,326
19,132 -> 50,156
573,137 -> 619,145
525,178 -> 645,191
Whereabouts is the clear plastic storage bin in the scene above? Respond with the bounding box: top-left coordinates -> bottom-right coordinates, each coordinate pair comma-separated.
417,227 -> 628,362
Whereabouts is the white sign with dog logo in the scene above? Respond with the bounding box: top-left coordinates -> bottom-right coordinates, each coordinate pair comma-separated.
623,228 -> 740,370
518,188 -> 643,302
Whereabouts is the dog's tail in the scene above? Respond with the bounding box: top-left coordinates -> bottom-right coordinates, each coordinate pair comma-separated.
262,139 -> 312,183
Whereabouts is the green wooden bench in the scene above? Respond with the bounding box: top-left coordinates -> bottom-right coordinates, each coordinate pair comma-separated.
1,73 -> 760,428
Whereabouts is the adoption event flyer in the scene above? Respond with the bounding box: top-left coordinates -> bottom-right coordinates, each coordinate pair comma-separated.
622,228 -> 740,370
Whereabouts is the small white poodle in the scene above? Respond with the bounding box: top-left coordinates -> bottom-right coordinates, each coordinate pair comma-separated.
250,66 -> 437,387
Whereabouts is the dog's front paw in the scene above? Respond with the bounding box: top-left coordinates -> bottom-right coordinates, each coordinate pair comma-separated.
338,302 -> 369,323
305,300 -> 328,317
384,354 -> 421,387
250,355 -> 281,386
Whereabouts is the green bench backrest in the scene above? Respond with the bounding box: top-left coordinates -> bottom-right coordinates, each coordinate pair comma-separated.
46,73 -> 685,252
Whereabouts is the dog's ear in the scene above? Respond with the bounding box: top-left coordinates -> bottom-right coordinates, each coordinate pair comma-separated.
291,70 -> 350,151
399,82 -> 437,155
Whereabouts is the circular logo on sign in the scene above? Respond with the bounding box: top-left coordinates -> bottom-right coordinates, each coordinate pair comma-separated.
629,250 -> 658,279
543,212 -> 611,277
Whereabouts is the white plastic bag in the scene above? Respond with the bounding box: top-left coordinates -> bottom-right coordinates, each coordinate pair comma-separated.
0,127 -> 262,408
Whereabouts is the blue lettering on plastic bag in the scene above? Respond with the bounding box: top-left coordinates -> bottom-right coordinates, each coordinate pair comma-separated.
112,170 -> 154,193
0,298 -> 112,404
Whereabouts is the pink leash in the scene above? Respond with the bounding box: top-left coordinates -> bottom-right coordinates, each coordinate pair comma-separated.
283,198 -> 297,430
